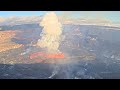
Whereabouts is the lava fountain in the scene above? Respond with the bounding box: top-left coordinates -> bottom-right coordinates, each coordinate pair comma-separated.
30,12 -> 65,63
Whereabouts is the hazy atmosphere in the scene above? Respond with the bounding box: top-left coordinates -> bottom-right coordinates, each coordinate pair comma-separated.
0,11 -> 120,79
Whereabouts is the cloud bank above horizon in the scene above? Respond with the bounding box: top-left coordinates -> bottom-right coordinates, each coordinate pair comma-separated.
0,11 -> 120,27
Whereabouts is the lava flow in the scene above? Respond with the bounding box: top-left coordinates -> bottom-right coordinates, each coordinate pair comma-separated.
30,52 -> 65,59
30,12 -> 65,63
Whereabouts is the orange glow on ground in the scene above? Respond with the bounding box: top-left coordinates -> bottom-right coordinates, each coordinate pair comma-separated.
30,52 -> 65,60
46,53 -> 65,59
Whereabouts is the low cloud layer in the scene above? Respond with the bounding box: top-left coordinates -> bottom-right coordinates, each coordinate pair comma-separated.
0,15 -> 119,27
0,16 -> 42,26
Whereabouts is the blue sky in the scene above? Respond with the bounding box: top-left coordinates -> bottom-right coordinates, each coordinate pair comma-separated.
0,11 -> 61,17
0,11 -> 120,23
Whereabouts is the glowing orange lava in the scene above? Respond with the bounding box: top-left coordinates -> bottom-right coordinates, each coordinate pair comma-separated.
30,52 -> 65,60
46,53 -> 65,59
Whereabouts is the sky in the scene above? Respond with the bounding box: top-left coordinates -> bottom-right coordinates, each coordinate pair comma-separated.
0,11 -> 120,23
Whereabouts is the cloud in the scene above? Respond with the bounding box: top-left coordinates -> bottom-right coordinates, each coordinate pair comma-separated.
59,11 -> 115,26
0,16 -> 42,26
0,17 -> 5,23
0,15 -> 119,27
61,17 -> 112,26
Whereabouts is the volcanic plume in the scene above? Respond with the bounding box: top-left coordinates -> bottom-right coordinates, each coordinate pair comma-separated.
37,12 -> 62,53
31,12 -> 65,62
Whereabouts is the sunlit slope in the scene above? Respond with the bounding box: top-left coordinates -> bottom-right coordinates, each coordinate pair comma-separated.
0,30 -> 22,52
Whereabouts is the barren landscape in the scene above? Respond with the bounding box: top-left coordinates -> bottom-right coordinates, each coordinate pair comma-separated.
0,23 -> 120,79
0,11 -> 120,79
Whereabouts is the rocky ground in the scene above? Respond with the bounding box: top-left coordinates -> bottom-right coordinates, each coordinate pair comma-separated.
0,24 -> 120,79
0,30 -> 22,52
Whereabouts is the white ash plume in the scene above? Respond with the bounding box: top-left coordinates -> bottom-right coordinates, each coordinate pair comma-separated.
37,12 -> 63,53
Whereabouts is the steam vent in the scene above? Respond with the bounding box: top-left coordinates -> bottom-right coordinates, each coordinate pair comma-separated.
2,11 -> 120,79
29,12 -> 96,64
30,12 -> 65,64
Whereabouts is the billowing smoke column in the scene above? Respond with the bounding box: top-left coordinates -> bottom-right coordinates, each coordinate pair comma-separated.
37,12 -> 62,53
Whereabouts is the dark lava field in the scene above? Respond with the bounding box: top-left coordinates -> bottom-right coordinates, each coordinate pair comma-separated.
0,24 -> 120,79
